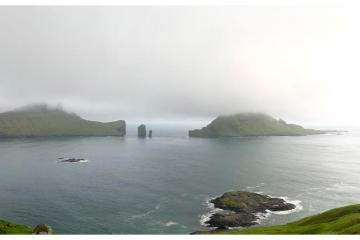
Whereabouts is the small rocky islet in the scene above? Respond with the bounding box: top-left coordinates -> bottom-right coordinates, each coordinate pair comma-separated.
205,191 -> 296,229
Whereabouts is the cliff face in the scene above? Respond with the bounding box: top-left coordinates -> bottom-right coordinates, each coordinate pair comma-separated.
0,104 -> 126,137
137,124 -> 146,138
189,113 -> 322,138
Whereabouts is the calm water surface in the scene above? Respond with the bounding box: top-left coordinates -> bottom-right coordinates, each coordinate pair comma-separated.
0,128 -> 359,234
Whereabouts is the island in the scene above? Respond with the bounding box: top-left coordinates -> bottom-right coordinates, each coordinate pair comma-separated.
189,113 -> 323,138
205,191 -> 295,229
0,104 -> 126,137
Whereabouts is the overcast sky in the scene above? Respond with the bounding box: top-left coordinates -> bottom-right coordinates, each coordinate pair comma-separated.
0,5 -> 359,125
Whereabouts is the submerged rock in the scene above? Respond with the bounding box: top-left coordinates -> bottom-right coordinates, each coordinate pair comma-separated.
138,124 -> 146,138
206,191 -> 295,229
60,158 -> 85,163
33,224 -> 53,234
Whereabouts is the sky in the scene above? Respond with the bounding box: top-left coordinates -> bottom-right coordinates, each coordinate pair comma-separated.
0,4 -> 359,126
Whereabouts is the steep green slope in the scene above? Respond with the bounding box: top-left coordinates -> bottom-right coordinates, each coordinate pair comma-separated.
221,204 -> 360,234
189,113 -> 322,137
0,220 -> 33,234
0,104 -> 126,137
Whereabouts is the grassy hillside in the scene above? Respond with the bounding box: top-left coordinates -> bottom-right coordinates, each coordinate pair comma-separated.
189,113 -> 322,137
0,220 -> 33,234
0,104 -> 126,137
221,204 -> 360,234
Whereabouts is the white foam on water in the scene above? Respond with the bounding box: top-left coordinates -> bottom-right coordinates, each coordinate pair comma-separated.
127,203 -> 161,222
254,210 -> 272,224
245,183 -> 265,190
164,221 -> 178,227
270,197 -> 303,215
253,197 -> 303,224
199,196 -> 223,227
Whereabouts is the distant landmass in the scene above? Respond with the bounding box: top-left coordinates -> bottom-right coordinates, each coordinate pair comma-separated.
189,113 -> 323,137
0,104 -> 126,137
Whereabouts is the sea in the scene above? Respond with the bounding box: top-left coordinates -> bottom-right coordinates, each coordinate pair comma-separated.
0,125 -> 359,234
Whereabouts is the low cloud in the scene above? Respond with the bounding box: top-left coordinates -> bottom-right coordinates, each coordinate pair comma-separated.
0,6 -> 359,125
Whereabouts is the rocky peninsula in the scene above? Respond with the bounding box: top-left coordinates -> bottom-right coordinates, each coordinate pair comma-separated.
0,104 -> 126,137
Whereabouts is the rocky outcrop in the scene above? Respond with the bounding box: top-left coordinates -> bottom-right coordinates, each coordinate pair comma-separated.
205,191 -> 295,229
58,157 -> 86,163
33,224 -> 53,234
138,124 -> 147,138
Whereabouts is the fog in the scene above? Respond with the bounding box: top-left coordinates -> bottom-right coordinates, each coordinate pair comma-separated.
0,5 -> 359,126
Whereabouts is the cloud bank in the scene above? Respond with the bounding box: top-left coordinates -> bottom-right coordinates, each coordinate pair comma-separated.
0,6 -> 359,125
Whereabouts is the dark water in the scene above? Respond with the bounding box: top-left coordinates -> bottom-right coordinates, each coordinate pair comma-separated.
0,129 -> 359,234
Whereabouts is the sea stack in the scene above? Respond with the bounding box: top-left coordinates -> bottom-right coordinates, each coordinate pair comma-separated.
148,130 -> 152,138
138,124 -> 146,138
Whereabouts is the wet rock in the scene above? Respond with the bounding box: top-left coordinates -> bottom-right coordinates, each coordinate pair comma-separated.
211,191 -> 295,213
60,158 -> 84,163
138,124 -> 146,138
206,191 -> 295,229
207,210 -> 257,228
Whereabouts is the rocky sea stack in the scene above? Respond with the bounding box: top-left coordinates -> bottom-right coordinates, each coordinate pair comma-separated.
205,191 -> 296,229
137,124 -> 147,138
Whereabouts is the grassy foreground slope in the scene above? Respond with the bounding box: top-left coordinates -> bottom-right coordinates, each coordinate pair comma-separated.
189,113 -> 322,137
222,204 -> 360,234
0,220 -> 33,234
0,104 -> 126,137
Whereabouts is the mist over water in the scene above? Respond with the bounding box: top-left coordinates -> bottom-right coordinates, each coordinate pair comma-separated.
0,128 -> 359,233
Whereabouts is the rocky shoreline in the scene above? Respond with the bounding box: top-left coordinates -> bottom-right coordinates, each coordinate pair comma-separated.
202,191 -> 296,230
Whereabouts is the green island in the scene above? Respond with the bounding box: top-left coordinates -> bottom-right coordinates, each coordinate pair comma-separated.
217,204 -> 360,234
189,113 -> 323,138
0,104 -> 126,137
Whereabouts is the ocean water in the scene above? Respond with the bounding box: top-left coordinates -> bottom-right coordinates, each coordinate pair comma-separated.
0,128 -> 359,234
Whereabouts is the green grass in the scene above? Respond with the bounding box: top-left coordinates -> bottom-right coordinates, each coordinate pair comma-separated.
189,113 -> 322,137
220,204 -> 360,234
221,198 -> 247,209
0,104 -> 126,137
0,220 -> 33,234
